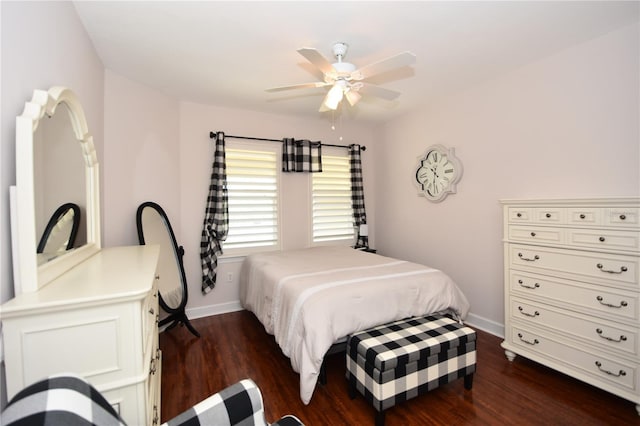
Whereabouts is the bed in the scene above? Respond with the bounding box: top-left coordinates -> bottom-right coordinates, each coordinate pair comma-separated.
239,246 -> 470,404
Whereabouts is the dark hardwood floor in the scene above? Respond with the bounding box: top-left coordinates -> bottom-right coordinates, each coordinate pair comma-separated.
160,311 -> 639,425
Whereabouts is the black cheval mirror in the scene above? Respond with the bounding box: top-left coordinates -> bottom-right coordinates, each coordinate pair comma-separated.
136,202 -> 200,337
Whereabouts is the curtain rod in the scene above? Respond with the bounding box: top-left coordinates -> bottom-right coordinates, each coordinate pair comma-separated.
209,131 -> 366,151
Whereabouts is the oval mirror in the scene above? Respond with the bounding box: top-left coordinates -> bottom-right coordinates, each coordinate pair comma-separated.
136,202 -> 199,337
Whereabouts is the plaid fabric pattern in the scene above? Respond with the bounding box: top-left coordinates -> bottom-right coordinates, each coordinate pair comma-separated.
282,138 -> 322,172
163,379 -> 303,426
346,314 -> 476,413
2,375 -> 304,426
200,131 -> 229,294
1,374 -> 125,426
349,144 -> 367,247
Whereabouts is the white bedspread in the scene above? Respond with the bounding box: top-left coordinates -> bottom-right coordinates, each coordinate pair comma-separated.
239,246 -> 470,404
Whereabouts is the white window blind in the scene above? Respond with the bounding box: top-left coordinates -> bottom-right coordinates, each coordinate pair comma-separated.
312,154 -> 355,243
224,147 -> 279,253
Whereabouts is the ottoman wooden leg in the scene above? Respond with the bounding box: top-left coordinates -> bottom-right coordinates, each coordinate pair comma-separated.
464,373 -> 474,390
348,377 -> 356,399
375,410 -> 385,426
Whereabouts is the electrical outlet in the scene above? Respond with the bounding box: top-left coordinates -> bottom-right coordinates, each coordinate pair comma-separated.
227,272 -> 233,283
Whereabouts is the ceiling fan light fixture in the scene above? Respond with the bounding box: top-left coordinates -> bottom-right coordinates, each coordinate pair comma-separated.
323,82 -> 345,110
345,90 -> 362,106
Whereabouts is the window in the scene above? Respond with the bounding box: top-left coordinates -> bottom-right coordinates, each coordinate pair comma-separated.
311,153 -> 355,244
223,145 -> 280,254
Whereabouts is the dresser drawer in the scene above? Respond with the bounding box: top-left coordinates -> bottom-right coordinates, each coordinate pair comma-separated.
510,298 -> 638,356
568,228 -> 640,253
606,207 -> 640,228
508,225 -> 564,245
533,208 -> 564,224
146,336 -> 161,426
508,207 -> 532,223
510,325 -> 637,392
510,271 -> 639,322
509,245 -> 639,288
142,280 -> 159,356
567,208 -> 601,226
148,348 -> 162,426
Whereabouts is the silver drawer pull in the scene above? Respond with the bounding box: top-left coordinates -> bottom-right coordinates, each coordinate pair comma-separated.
530,232 -> 536,237
596,263 -> 628,274
518,306 -> 539,317
155,274 -> 160,280
153,405 -> 159,426
579,214 -> 586,219
518,253 -> 539,262
619,214 -> 626,220
150,357 -> 157,375
596,296 -> 628,309
545,213 -> 551,218
596,328 -> 627,343
594,361 -> 626,377
149,307 -> 155,315
598,236 -> 605,242
517,333 -> 539,345
517,279 -> 540,290
516,213 -> 522,218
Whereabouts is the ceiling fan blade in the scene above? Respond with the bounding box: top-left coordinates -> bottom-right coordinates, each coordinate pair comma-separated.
353,51 -> 416,80
297,47 -> 335,75
359,84 -> 402,101
265,82 -> 330,92
345,90 -> 362,106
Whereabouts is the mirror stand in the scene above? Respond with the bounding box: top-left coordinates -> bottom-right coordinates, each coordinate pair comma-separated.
159,245 -> 200,337
137,201 -> 199,338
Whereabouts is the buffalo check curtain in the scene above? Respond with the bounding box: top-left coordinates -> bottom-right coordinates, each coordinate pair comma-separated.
349,144 -> 367,247
282,138 -> 323,172
200,131 -> 229,294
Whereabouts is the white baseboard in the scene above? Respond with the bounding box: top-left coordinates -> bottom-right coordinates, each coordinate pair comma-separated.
184,302 -> 505,340
464,312 -> 504,338
186,301 -> 244,320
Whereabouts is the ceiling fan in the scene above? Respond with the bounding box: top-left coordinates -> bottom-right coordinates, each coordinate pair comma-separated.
266,42 -> 416,112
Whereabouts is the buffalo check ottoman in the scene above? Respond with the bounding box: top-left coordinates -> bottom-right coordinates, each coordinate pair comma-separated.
346,314 -> 477,426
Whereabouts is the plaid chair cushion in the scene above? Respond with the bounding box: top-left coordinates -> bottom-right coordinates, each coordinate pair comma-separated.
2,376 -> 303,426
163,379 -> 270,426
1,374 -> 125,426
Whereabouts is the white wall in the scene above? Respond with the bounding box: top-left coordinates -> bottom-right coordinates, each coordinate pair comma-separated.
376,23 -> 640,335
103,70 -> 180,248
0,0 -> 104,408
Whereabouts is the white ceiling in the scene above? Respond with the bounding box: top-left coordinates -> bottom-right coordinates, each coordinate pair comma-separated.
73,1 -> 639,124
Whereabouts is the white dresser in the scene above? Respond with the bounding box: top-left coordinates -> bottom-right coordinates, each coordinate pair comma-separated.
1,245 -> 161,425
500,198 -> 639,413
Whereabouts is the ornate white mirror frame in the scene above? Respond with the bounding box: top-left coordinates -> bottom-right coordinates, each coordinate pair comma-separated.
11,86 -> 101,294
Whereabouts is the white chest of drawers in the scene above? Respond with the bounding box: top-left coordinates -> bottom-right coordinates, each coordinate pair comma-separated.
1,245 -> 161,425
500,198 -> 639,414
